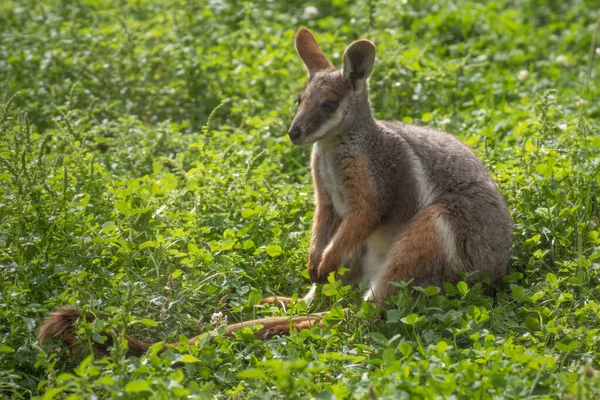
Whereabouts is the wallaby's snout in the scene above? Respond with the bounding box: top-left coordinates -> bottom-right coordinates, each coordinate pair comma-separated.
288,124 -> 303,144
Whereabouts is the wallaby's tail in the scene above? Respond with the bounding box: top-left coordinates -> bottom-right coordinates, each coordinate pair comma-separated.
39,306 -> 344,357
38,306 -> 152,357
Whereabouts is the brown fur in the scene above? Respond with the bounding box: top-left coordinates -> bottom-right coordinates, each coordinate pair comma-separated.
38,307 -> 82,350
38,307 -> 152,357
373,204 -> 447,301
315,154 -> 379,282
295,27 -> 334,75
308,151 -> 342,279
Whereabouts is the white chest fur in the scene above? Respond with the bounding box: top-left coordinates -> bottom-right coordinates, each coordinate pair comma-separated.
314,143 -> 349,217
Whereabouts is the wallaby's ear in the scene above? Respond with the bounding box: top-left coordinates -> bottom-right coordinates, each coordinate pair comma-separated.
295,27 -> 334,76
342,40 -> 376,90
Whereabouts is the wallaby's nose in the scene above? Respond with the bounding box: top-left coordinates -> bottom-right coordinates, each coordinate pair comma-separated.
288,125 -> 303,142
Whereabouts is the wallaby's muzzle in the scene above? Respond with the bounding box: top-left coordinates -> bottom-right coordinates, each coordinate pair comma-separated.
288,124 -> 303,145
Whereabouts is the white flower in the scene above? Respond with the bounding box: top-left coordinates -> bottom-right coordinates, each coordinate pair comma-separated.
303,6 -> 319,20
576,98 -> 588,107
517,70 -> 529,82
210,311 -> 227,326
596,47 -> 600,55
439,118 -> 451,125
555,55 -> 568,66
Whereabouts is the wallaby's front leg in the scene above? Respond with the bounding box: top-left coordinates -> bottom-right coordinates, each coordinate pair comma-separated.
315,155 -> 379,283
316,210 -> 377,282
307,149 -> 342,282
308,200 -> 341,282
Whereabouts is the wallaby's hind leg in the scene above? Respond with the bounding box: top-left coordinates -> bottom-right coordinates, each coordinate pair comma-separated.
368,204 -> 453,304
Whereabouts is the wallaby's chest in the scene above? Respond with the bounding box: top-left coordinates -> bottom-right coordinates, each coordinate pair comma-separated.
315,145 -> 350,217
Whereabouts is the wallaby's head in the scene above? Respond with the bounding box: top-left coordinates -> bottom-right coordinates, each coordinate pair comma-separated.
288,28 -> 376,145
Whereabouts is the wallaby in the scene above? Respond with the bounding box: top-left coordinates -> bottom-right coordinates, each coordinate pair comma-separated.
38,28 -> 512,354
261,27 -> 512,331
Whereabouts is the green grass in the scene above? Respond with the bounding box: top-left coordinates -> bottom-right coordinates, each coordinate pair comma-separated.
1,0 -> 599,398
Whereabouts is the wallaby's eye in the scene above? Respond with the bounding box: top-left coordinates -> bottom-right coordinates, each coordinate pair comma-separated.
322,100 -> 339,113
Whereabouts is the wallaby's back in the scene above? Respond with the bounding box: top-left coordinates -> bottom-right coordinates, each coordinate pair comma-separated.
376,121 -> 512,280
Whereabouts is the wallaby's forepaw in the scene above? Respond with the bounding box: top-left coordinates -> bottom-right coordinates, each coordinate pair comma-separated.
316,252 -> 340,283
310,263 -> 331,283
261,296 -> 293,307
316,265 -> 337,283
308,266 -> 320,283
308,252 -> 322,281
316,271 -> 330,284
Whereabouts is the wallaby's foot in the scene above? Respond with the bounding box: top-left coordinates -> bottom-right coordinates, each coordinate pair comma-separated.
261,296 -> 293,307
254,308 -> 349,340
257,319 -> 317,340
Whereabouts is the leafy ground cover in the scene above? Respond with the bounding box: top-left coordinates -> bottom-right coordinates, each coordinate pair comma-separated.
1,0 -> 599,398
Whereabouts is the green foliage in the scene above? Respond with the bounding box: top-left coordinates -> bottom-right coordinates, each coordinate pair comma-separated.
1,0 -> 599,398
